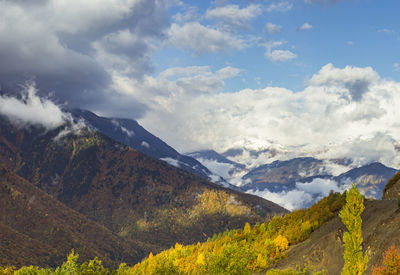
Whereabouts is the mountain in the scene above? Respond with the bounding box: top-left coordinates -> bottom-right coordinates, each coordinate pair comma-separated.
190,151 -> 397,209
242,157 -> 330,192
69,109 -> 213,181
335,162 -> 398,198
0,115 -> 288,263
0,165 -> 140,268
221,145 -> 281,169
242,158 -> 397,195
242,159 -> 397,198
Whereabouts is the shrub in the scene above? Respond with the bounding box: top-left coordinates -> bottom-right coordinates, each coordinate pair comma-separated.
372,245 -> 400,275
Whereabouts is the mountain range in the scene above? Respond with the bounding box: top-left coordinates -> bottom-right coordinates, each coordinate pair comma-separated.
66,109 -> 398,208
186,151 -> 398,209
0,113 -> 287,267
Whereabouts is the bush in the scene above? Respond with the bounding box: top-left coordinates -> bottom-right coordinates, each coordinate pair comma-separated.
371,245 -> 400,275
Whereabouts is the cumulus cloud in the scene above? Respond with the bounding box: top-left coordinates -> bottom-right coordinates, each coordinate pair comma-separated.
297,22 -> 313,32
126,63 -> 400,172
205,4 -> 263,31
167,22 -> 247,53
265,41 -> 297,62
0,82 -> 70,129
265,23 -> 282,34
309,63 -> 380,101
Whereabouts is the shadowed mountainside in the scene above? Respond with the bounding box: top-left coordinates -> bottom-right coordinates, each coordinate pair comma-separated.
0,166 -> 140,268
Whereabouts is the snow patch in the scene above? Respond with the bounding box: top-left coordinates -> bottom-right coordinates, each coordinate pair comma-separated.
121,126 -> 135,137
141,141 -> 150,148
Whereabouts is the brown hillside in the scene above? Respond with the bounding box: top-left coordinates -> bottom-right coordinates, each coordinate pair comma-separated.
382,171 -> 400,200
270,199 -> 400,274
0,117 -> 287,259
0,166 -> 140,268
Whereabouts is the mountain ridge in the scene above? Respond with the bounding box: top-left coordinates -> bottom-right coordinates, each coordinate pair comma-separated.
0,115 -> 288,264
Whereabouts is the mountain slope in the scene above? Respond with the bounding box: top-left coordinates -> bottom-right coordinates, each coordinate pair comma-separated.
70,109 -> 213,180
271,199 -> 400,274
0,166 -> 140,268
382,171 -> 400,200
0,116 -> 288,256
335,162 -> 398,198
241,158 -> 397,202
242,157 -> 328,192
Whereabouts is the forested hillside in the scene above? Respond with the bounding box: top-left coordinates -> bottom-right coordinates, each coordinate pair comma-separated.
0,117 -> 286,268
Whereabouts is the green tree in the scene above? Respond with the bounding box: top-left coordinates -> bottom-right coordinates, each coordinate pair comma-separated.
339,185 -> 368,275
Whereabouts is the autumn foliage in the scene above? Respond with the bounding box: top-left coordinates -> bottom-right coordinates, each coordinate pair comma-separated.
339,185 -> 368,275
0,192 -> 345,274
128,192 -> 344,274
372,245 -> 400,275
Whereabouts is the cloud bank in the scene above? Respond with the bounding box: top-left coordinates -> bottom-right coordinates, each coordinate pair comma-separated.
118,63 -> 400,170
248,178 -> 349,211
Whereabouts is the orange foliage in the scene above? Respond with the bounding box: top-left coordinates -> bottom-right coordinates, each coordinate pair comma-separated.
372,245 -> 400,275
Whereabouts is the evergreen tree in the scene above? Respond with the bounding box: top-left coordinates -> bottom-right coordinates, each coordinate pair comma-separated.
339,185 -> 368,275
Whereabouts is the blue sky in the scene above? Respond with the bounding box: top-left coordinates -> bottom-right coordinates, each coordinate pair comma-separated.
153,0 -> 400,92
1,0 -> 400,169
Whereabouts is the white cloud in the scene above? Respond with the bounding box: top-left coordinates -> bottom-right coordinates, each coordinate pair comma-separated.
160,157 -> 181,168
265,23 -> 282,34
205,4 -> 263,31
0,82 -> 70,129
297,22 -> 313,32
173,6 -> 199,23
266,49 -> 297,62
309,63 -> 380,101
266,2 -> 293,13
394,63 -> 399,72
195,158 -> 235,180
377,28 -> 396,35
248,178 -> 349,210
167,22 -> 247,53
265,41 -> 297,62
248,188 -> 313,211
121,63 -> 400,171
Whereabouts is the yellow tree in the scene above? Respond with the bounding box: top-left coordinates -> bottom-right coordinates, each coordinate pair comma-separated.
339,185 -> 368,275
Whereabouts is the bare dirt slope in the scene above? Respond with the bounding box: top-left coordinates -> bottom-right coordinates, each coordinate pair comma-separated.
271,199 -> 400,274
